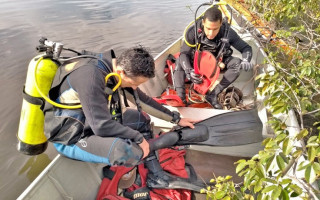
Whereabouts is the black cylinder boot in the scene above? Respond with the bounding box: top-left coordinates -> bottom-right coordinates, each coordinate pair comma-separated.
142,129 -> 207,192
173,58 -> 187,104
205,84 -> 224,109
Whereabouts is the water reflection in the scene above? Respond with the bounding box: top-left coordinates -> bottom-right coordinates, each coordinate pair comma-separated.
18,154 -> 52,182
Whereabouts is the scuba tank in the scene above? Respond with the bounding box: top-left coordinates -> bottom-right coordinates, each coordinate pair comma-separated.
17,38 -> 62,155
17,37 -> 121,155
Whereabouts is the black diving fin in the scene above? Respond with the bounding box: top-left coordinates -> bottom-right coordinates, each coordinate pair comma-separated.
149,109 -> 263,149
178,108 -> 264,146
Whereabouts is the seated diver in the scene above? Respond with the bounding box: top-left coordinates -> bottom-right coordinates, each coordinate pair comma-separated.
173,6 -> 253,108
44,46 -> 209,191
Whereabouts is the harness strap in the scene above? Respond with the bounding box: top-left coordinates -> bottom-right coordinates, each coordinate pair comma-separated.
103,166 -> 116,180
122,89 -> 130,107
145,155 -> 157,162
22,86 -> 45,111
133,90 -> 142,112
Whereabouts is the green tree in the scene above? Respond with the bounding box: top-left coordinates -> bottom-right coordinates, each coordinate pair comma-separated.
203,0 -> 320,199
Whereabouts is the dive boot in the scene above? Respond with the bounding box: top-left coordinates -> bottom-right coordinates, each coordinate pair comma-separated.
173,58 -> 188,105
144,153 -> 206,192
143,126 -> 209,192
205,85 -> 223,109
176,87 -> 187,105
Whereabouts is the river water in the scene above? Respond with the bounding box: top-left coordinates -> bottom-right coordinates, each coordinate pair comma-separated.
0,0 -> 209,199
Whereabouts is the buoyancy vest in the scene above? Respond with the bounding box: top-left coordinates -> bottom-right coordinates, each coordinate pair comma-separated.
96,147 -> 193,200
188,19 -> 232,60
44,50 -> 120,145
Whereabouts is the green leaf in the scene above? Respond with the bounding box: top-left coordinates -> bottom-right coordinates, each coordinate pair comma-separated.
262,138 -> 272,146
256,163 -> 266,178
248,168 -> 257,180
280,189 -> 290,200
236,162 -> 247,174
305,165 -> 317,184
280,178 -> 292,185
254,179 -> 263,193
222,196 -> 231,200
307,136 -> 318,143
259,152 -> 274,162
244,170 -> 256,188
255,73 -> 266,81
312,162 -> 320,175
275,133 -> 287,143
297,160 -> 311,171
215,191 -> 226,199
238,168 -> 250,177
290,192 -> 299,197
296,129 -> 308,140
266,155 -> 276,171
306,143 -> 320,147
282,138 -> 293,156
262,194 -> 270,200
292,149 -> 303,158
290,184 -> 302,195
308,147 -> 316,162
235,159 -> 246,164
282,151 -> 291,163
271,186 -> 282,200
262,185 -> 277,193
276,155 -> 286,171
272,105 -> 286,115
263,178 -> 277,184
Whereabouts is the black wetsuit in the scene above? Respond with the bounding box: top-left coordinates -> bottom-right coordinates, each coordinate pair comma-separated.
44,52 -> 178,167
174,20 -> 253,101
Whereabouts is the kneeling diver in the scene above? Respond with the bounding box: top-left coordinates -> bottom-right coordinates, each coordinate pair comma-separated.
44,46 -> 209,191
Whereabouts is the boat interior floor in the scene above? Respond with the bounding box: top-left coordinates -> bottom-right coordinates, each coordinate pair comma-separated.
185,149 -> 248,199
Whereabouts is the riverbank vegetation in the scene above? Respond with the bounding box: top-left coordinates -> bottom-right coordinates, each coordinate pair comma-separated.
204,0 -> 320,199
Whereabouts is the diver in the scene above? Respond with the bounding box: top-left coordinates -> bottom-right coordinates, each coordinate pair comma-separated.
173,6 -> 253,108
44,46 -> 208,191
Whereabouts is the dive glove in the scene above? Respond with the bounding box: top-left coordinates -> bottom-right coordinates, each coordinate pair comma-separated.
240,59 -> 253,71
186,70 -> 203,84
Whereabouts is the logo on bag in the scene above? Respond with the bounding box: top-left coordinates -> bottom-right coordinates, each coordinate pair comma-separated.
133,192 -> 148,199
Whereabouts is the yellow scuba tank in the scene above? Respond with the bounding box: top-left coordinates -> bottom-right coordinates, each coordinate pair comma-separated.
17,38 -> 63,155
17,55 -> 59,155
17,38 -> 122,155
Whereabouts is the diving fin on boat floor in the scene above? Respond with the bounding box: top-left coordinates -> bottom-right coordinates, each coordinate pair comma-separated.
178,108 -> 264,146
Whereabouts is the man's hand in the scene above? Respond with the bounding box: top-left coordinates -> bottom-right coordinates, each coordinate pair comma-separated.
240,59 -> 253,71
186,70 -> 203,84
138,138 -> 150,159
178,118 -> 199,129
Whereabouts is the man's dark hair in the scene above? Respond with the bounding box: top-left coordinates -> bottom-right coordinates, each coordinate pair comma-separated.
117,47 -> 155,78
203,6 -> 222,23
